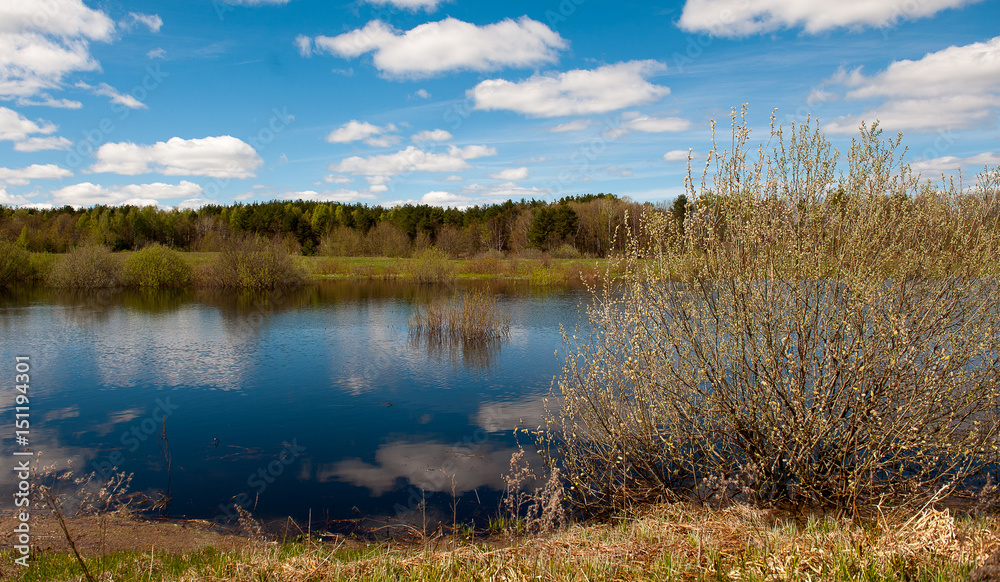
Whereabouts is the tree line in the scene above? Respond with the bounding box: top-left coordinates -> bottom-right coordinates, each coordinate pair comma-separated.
0,193 -> 671,258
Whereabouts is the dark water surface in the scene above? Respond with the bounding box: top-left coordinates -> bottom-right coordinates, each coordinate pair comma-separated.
0,280 -> 588,528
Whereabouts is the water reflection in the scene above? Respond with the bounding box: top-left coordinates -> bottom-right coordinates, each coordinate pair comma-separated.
0,280 -> 587,524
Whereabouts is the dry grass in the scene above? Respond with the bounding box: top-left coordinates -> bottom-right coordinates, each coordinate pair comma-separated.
408,289 -> 511,343
5,502 -> 996,581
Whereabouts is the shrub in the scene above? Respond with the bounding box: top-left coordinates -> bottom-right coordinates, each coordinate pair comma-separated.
407,247 -> 453,283
0,241 -> 33,288
546,110 -> 1000,513
203,234 -> 306,289
47,244 -> 125,288
550,243 -> 581,259
123,244 -> 192,288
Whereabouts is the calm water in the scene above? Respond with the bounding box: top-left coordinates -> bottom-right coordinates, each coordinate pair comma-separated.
0,281 -> 589,529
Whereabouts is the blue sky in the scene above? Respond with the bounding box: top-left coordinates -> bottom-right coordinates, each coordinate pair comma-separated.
0,0 -> 998,210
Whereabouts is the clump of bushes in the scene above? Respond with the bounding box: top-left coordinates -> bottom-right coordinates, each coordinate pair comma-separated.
547,110 -> 1000,514
0,241 -> 33,288
406,247 -> 453,283
203,234 -> 306,289
47,244 -> 125,288
123,244 -> 192,288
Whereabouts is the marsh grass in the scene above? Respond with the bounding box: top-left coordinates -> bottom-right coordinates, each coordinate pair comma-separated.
46,244 -> 125,288
202,234 -> 306,289
123,244 -> 192,288
408,289 -> 510,343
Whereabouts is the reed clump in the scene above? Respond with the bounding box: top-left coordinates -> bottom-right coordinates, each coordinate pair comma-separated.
203,234 -> 306,289
46,244 -> 125,288
547,107 -> 1000,514
409,289 -> 511,343
123,243 -> 192,288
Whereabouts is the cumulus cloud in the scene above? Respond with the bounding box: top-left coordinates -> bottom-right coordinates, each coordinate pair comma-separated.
0,164 -> 72,186
312,17 -> 565,77
15,96 -> 82,108
0,0 -> 114,99
147,48 -> 166,59
14,137 -> 73,152
488,167 -> 528,181
911,152 -> 1000,174
0,107 -> 57,141
326,120 -> 398,146
90,136 -> 264,178
411,129 -> 452,143
460,181 -> 548,199
471,60 -> 670,117
414,89 -> 431,99
822,36 -> 1000,134
76,82 -> 147,109
0,188 -> 32,207
624,113 -> 691,133
333,145 -> 497,176
49,181 -> 204,207
678,0 -> 982,36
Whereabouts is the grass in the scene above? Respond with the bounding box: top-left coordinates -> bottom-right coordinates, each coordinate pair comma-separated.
2,503 -> 996,581
409,289 -> 511,343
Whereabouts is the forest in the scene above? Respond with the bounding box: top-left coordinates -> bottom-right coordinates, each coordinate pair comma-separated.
0,193 -> 686,259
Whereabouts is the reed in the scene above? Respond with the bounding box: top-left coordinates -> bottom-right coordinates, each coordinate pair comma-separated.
409,289 -> 510,343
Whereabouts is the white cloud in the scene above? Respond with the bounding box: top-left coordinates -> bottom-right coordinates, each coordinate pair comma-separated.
147,48 -> 166,59
323,174 -> 353,185
0,188 -> 31,206
49,181 -> 204,207
471,60 -> 670,118
461,181 -> 548,199
90,136 -> 264,179
15,96 -> 82,108
0,164 -> 72,186
549,119 -> 591,132
911,152 -> 1000,174
414,89 -> 431,99
420,191 -> 469,207
0,0 -> 115,99
123,13 -> 162,33
326,120 -> 398,146
294,34 -> 312,57
361,0 -> 447,11
14,136 -> 72,152
822,36 -> 1000,134
411,129 -> 452,143
313,17 -> 565,77
488,167 -> 528,181
76,82 -> 147,109
333,145 -> 497,177
663,149 -> 693,162
0,107 -> 56,141
625,114 -> 691,133
678,0 -> 982,36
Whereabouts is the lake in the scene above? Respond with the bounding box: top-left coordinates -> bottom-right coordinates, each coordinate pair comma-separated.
0,281 -> 590,532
